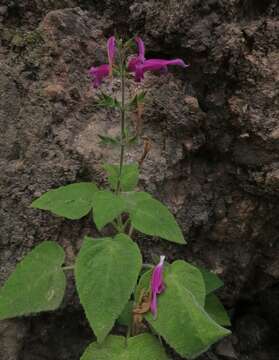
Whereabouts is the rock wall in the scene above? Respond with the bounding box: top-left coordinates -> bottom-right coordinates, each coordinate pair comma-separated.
0,1 -> 278,359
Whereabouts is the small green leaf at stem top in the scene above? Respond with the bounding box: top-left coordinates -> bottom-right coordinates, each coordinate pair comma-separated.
81,334 -> 169,360
128,91 -> 147,110
0,242 -> 66,320
75,234 -> 142,343
31,182 -> 98,220
124,37 -> 136,50
98,134 -> 121,146
97,92 -> 121,109
103,163 -> 139,191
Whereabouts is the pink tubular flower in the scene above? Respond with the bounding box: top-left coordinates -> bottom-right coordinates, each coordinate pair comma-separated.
150,255 -> 166,319
89,36 -> 116,88
128,37 -> 189,82
135,58 -> 189,82
128,37 -> 145,73
89,64 -> 110,88
107,36 -> 116,76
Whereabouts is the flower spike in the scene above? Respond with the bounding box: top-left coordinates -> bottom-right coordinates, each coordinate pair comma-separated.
134,58 -> 189,82
128,37 -> 189,81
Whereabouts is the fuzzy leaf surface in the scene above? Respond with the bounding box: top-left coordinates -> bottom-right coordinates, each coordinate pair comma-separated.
0,242 -> 66,320
103,163 -> 139,191
75,234 -> 142,343
31,182 -> 97,219
130,198 -> 185,244
145,261 -> 231,359
122,191 -> 152,212
92,190 -> 126,230
135,260 -> 205,305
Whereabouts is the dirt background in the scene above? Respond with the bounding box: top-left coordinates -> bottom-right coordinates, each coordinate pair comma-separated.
0,0 -> 279,359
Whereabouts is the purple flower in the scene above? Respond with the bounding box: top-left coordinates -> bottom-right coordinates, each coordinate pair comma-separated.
89,64 -> 110,88
150,255 -> 166,319
107,36 -> 116,76
128,37 -> 189,82
128,37 -> 145,73
135,58 -> 189,82
89,36 -> 116,88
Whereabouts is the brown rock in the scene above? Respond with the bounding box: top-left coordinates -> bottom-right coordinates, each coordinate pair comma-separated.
44,83 -> 65,100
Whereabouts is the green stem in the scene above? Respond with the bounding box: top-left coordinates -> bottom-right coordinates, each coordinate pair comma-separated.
128,224 -> 134,237
116,54 -> 126,195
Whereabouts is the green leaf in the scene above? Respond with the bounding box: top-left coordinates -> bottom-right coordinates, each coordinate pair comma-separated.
167,260 -> 206,306
205,293 -> 231,327
0,242 -> 66,320
137,90 -> 147,103
103,163 -> 139,191
98,134 -> 120,146
92,190 -> 126,230
124,38 -> 135,50
127,134 -> 139,145
130,198 -> 186,244
75,234 -> 142,343
145,261 -> 231,359
117,300 -> 133,327
122,191 -> 152,212
199,267 -> 223,294
135,260 -> 205,306
81,334 -> 169,360
31,182 -> 98,220
128,91 -> 147,110
97,92 -> 121,109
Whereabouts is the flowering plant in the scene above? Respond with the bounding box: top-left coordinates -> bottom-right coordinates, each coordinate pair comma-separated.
0,36 -> 231,359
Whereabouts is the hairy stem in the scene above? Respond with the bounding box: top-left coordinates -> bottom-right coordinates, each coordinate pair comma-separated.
116,54 -> 126,194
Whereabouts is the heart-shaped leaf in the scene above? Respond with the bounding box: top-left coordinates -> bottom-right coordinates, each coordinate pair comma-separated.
0,242 -> 66,320
75,234 -> 142,342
